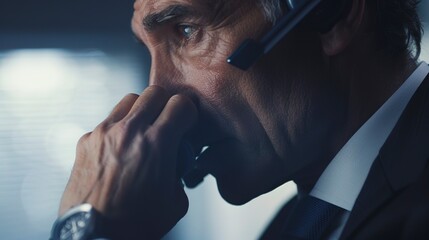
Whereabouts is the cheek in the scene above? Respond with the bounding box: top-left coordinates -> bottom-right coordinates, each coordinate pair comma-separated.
176,34 -> 241,102
183,63 -> 238,111
167,19 -> 268,137
182,63 -> 267,143
174,32 -> 232,71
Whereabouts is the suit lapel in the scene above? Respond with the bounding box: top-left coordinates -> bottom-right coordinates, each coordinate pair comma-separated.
339,159 -> 393,239
340,70 -> 429,239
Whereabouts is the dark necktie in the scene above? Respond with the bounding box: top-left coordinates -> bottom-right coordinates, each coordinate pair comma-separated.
281,195 -> 344,240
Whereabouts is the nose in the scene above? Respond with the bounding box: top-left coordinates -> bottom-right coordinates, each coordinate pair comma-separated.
148,56 -> 166,86
148,53 -> 200,110
148,53 -> 183,93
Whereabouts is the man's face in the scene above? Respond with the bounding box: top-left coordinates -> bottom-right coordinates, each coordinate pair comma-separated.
132,0 -> 340,204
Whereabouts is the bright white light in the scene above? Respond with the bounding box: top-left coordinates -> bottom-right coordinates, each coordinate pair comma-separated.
171,177 -> 297,240
20,168 -> 67,233
0,49 -> 76,98
0,47 -> 145,240
44,123 -> 87,171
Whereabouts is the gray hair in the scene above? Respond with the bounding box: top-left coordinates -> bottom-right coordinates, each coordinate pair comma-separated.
258,0 -> 284,24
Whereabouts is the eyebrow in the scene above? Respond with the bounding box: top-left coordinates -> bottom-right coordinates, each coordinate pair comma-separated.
143,5 -> 196,31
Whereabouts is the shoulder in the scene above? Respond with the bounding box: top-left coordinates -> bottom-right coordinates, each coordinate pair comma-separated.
352,161 -> 429,239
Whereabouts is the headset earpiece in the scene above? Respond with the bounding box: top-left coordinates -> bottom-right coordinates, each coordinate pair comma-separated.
307,0 -> 353,33
228,0 -> 353,70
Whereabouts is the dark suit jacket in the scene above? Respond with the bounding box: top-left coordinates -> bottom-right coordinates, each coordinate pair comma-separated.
261,69 -> 429,240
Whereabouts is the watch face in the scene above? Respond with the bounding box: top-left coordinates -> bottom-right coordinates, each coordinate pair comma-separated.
59,212 -> 92,240
52,204 -> 97,240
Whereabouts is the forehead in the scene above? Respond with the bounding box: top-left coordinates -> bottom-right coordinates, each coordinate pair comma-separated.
132,0 -> 250,34
133,0 -> 252,21
134,0 -> 207,14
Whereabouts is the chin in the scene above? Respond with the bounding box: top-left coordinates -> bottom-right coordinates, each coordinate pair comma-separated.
206,160 -> 262,205
213,161 -> 291,206
213,171 -> 278,206
216,180 -> 256,206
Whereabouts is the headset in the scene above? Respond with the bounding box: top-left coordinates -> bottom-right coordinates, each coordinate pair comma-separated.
227,0 -> 352,70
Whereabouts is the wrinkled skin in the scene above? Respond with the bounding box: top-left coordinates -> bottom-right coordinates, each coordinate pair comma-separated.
59,0 -> 416,238
60,88 -> 197,238
130,0 -> 341,204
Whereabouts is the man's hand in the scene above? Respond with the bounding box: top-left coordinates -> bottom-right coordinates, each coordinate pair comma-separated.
59,85 -> 198,239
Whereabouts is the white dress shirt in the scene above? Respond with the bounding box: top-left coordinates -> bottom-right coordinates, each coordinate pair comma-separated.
309,62 -> 429,239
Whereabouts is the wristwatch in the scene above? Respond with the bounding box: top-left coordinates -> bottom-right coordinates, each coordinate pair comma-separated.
50,203 -> 108,240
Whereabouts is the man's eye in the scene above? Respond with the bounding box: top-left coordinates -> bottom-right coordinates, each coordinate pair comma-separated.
177,24 -> 197,39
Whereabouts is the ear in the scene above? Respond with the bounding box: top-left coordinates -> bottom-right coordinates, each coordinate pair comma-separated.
320,0 -> 366,56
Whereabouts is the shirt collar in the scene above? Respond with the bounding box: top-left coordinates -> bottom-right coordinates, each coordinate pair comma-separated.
310,62 -> 429,211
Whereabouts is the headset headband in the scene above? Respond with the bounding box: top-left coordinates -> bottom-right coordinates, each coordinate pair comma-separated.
227,0 -> 351,70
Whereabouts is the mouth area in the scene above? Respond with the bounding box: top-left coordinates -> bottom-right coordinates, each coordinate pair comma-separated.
181,137 -> 230,188
181,105 -> 241,188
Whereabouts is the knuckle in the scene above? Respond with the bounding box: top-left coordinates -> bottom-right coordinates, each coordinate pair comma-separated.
151,125 -> 173,147
168,95 -> 198,122
124,93 -> 139,101
144,85 -> 168,96
144,127 -> 167,149
116,120 -> 129,132
144,127 -> 159,144
169,94 -> 188,106
140,130 -> 161,159
76,132 -> 93,154
113,120 -> 133,139
102,129 -> 128,161
77,132 -> 92,145
94,120 -> 110,134
127,117 -> 150,132
169,94 -> 196,113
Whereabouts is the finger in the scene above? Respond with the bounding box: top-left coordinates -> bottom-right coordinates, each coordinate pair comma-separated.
152,94 -> 198,141
122,85 -> 171,127
106,93 -> 139,123
146,94 -> 198,180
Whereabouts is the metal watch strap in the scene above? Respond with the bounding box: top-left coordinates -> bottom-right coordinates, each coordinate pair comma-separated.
50,204 -> 110,240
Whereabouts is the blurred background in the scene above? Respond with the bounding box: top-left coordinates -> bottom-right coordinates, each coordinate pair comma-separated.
0,1 -> 427,239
